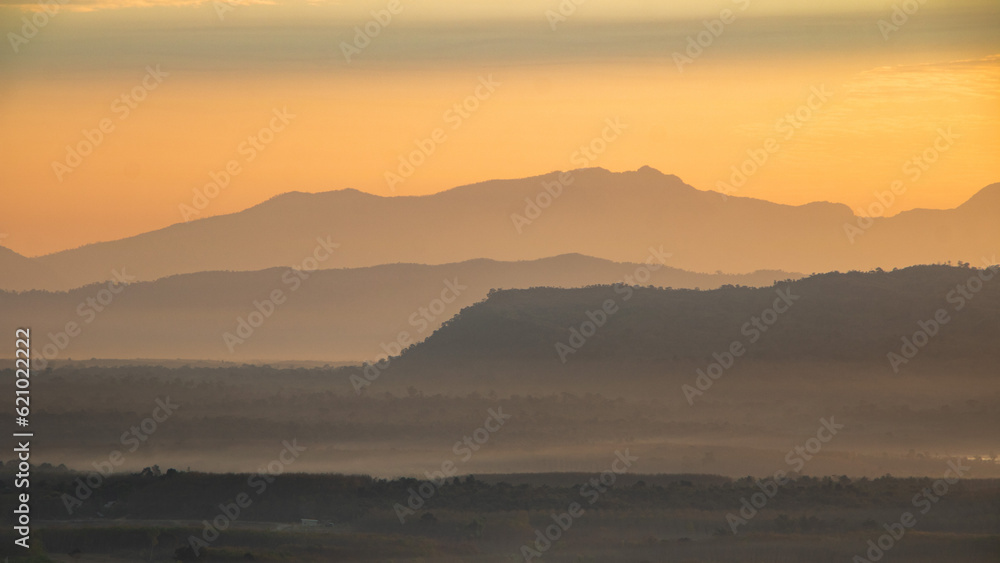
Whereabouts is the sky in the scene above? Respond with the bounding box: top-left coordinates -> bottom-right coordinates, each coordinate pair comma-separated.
0,0 -> 998,256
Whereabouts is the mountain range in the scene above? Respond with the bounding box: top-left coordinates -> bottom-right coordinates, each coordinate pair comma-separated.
0,254 -> 793,363
391,264 -> 999,370
2,167 -> 997,292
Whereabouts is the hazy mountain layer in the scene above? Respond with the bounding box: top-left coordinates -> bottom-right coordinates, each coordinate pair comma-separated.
394,264 -> 1000,369
0,255 -> 793,363
4,167 -> 997,291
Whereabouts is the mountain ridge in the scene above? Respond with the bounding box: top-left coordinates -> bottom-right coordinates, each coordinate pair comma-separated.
3,167 -> 996,291
391,264 -> 1000,370
0,254 -> 798,363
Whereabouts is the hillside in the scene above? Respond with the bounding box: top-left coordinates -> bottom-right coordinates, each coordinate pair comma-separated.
0,255 -> 794,363
396,264 -> 1000,367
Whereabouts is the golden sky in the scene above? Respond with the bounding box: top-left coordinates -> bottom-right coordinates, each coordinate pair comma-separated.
1,0 -> 998,256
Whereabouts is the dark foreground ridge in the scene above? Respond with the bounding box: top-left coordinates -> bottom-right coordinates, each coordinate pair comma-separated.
396,264 -> 1000,366
0,464 -> 995,562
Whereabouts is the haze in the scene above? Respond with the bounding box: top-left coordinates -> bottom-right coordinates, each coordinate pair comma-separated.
1,0 -> 998,255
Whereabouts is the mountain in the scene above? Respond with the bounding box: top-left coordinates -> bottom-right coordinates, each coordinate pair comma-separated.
5,168 -> 997,291
0,246 -> 63,292
393,264 -> 1000,368
0,254 -> 795,364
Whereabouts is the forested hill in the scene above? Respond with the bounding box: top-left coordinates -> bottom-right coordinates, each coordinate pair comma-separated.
395,264 -> 1000,366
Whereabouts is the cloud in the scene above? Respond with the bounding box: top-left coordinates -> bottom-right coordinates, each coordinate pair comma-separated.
3,4 -> 998,75
829,55 -> 1000,134
1,0 -> 275,11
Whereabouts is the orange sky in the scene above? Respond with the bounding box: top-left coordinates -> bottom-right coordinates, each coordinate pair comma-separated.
1,2 -> 998,256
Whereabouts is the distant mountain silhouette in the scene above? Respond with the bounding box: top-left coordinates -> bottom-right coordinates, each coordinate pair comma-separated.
4,168 -> 996,291
0,255 -> 794,363
0,246 -> 63,292
394,265 -> 1000,369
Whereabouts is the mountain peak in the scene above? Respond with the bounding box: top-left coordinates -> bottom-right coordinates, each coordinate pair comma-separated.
573,165 -> 668,178
252,188 -> 379,208
10,169 -> 995,292
0,245 -> 26,259
959,182 -> 1000,210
